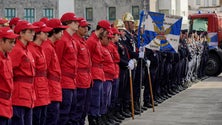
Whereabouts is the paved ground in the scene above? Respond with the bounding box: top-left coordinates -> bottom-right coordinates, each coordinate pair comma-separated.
121,74 -> 222,125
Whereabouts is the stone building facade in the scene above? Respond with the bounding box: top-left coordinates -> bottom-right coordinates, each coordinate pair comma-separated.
0,0 -> 58,22
74,0 -> 148,29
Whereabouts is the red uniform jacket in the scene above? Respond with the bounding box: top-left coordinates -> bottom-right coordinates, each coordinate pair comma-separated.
55,30 -> 77,89
28,42 -> 50,107
73,33 -> 92,88
0,52 -> 13,118
9,39 -> 36,108
86,32 -> 105,81
107,42 -> 120,79
41,39 -> 62,102
102,45 -> 115,81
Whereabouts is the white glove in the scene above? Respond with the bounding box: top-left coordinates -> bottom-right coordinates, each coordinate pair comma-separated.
139,46 -> 145,58
146,59 -> 151,68
128,59 -> 135,70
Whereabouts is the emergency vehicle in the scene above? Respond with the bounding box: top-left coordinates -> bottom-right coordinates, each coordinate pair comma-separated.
189,12 -> 222,76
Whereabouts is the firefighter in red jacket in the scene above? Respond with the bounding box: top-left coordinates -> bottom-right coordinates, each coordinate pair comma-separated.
100,31 -> 120,125
9,20 -> 37,125
73,18 -> 92,125
55,12 -> 81,125
28,21 -> 53,125
0,27 -> 18,125
43,18 -> 67,125
86,20 -> 111,125
107,27 -> 122,123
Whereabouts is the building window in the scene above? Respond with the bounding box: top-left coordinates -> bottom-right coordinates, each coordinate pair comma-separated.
4,8 -> 16,20
43,8 -> 54,19
132,6 -> 139,20
108,7 -> 116,21
24,8 -> 35,23
86,8 -> 93,21
212,0 -> 217,5
196,0 -> 201,5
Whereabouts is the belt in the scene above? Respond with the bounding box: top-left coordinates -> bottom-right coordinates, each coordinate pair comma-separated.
104,73 -> 115,79
61,71 -> 75,79
48,74 -> 61,82
92,63 -> 103,68
35,70 -> 47,77
0,90 -> 11,100
14,76 -> 34,84
77,68 -> 90,73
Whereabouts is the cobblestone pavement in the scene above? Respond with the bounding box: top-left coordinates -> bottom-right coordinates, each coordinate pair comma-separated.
121,74 -> 222,125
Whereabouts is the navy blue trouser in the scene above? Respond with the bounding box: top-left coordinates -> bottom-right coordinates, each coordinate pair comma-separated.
33,105 -> 47,125
11,106 -> 33,125
88,80 -> 103,117
111,78 -> 119,109
58,89 -> 77,125
0,116 -> 10,125
101,80 -> 112,115
46,101 -> 60,125
71,88 -> 91,125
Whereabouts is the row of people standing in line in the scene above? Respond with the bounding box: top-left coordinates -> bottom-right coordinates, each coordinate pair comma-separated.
0,12 -> 209,125
0,13 -> 120,125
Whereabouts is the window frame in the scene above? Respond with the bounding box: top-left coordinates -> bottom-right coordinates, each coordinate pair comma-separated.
43,8 -> 54,19
24,8 -> 35,23
132,6 -> 140,20
86,7 -> 93,21
4,8 -> 16,20
108,7 -> 116,21
196,0 -> 201,5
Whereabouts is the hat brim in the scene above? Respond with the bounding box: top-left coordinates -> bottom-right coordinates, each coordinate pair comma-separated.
80,22 -> 90,27
5,34 -> 19,39
26,25 -> 39,30
56,25 -> 68,29
42,27 -> 53,32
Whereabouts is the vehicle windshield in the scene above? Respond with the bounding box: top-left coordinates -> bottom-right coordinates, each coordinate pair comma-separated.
191,18 -> 208,31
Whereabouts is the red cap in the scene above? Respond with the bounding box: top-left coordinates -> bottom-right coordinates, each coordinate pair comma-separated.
46,18 -> 68,29
0,27 -> 19,39
79,18 -> 90,27
60,12 -> 81,23
39,17 -> 49,23
107,30 -> 114,38
98,20 -> 111,30
111,27 -> 121,34
0,18 -> 8,24
32,21 -> 53,33
107,33 -> 114,38
14,20 -> 38,34
9,17 -> 20,27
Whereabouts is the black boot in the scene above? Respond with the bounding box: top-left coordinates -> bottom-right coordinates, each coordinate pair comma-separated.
97,116 -> 106,125
88,115 -> 98,125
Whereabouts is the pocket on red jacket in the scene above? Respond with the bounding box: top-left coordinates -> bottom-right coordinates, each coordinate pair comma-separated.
35,78 -> 48,98
18,85 -> 32,100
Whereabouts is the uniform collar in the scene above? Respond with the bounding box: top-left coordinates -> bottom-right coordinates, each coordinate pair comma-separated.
0,51 -> 9,59
16,39 -> 28,49
73,33 -> 85,44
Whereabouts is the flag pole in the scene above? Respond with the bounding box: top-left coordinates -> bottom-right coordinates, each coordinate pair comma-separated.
129,69 -> 135,119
